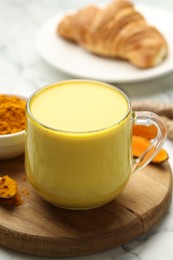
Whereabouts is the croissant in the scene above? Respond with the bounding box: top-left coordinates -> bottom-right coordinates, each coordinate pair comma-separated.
57,0 -> 168,69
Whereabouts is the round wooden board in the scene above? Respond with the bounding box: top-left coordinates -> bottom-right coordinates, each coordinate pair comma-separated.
0,155 -> 172,257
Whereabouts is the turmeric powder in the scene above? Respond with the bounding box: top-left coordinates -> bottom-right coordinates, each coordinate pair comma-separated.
0,95 -> 26,135
132,136 -> 169,164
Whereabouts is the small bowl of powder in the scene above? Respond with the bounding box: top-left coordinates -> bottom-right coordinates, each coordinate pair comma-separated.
0,94 -> 27,159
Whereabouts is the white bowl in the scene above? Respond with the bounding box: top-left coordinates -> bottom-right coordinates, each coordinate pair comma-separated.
0,94 -> 27,160
0,130 -> 25,159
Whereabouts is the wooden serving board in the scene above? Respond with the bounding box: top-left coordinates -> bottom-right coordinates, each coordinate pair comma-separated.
0,156 -> 172,257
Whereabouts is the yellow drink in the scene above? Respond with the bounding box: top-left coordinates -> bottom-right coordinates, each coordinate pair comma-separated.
30,82 -> 128,132
26,80 -> 132,209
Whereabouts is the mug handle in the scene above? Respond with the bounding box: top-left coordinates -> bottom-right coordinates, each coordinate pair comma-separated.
132,111 -> 167,173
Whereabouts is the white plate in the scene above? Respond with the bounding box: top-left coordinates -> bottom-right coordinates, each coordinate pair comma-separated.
36,4 -> 173,83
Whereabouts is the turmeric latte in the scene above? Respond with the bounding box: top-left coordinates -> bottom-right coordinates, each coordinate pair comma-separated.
26,81 -> 131,209
30,81 -> 128,132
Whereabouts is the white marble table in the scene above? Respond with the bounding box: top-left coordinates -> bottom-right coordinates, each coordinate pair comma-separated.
0,0 -> 173,259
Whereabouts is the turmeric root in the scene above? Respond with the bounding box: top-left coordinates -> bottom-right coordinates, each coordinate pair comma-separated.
133,116 -> 173,140
133,124 -> 157,140
0,175 -> 22,207
132,101 -> 173,140
0,193 -> 22,208
160,116 -> 173,140
0,175 -> 17,198
132,101 -> 173,119
132,136 -> 169,164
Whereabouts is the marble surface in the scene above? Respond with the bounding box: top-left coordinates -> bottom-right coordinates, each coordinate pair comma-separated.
0,0 -> 173,259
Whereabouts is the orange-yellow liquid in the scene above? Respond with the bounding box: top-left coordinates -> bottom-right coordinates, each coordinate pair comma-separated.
26,81 -> 132,209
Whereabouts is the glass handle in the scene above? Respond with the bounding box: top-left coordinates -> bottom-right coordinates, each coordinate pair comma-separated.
132,111 -> 167,173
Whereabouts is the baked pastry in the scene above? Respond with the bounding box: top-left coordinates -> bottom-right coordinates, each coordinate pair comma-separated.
57,0 -> 168,69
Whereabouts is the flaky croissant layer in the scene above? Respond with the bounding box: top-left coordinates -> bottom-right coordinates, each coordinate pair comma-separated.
57,0 -> 168,69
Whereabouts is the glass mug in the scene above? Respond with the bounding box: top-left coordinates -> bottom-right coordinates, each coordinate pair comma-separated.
25,80 -> 166,210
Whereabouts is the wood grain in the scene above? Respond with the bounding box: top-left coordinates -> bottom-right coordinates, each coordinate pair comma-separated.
0,156 -> 172,257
